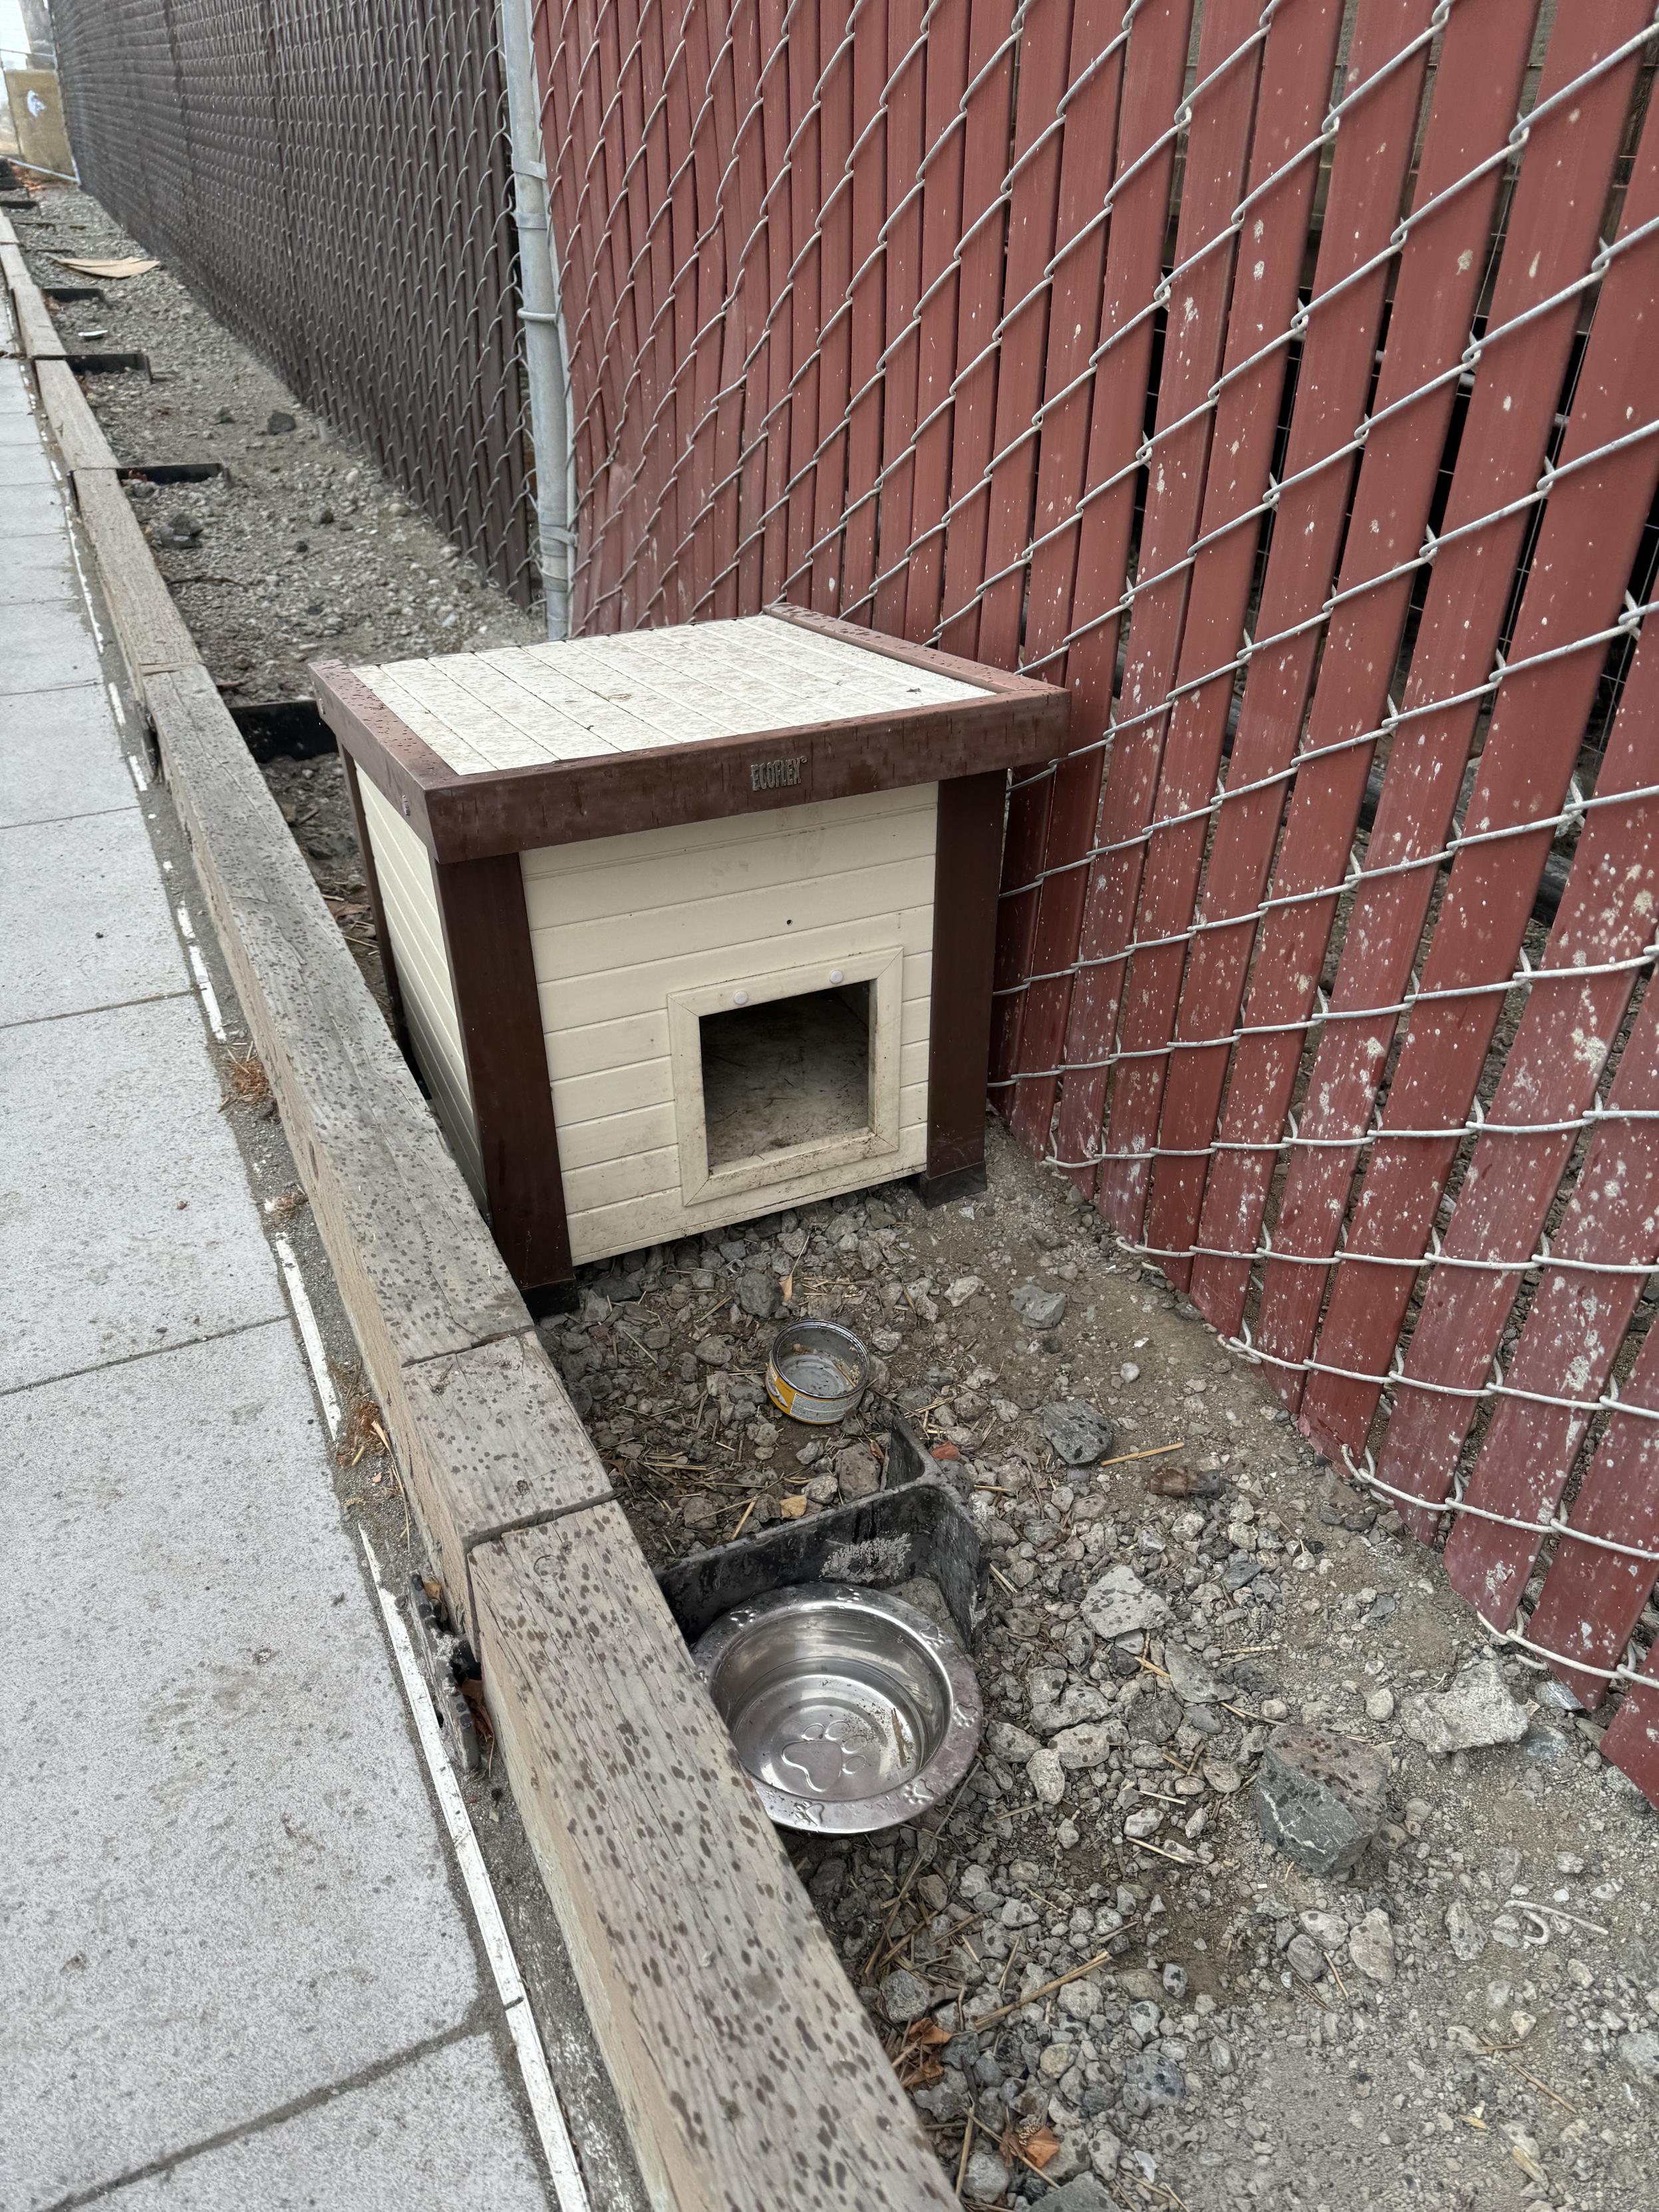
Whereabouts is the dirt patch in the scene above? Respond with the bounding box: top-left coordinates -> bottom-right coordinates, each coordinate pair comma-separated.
544,1124 -> 1658,2212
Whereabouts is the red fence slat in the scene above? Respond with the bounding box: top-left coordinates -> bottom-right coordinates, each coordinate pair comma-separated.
1053,0 -> 1290,1213
1000,0 -> 1194,1158
1155,0 -> 1441,1306
1296,118 -> 1659,1462
1095,0 -> 1349,1247
1182,0 -> 1542,1370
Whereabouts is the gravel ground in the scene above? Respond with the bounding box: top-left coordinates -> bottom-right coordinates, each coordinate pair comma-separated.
11,183 -> 540,703
21,177 -> 1656,2212
541,1123 -> 1659,2212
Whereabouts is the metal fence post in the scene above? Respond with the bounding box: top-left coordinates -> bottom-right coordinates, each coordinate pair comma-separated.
497,0 -> 574,641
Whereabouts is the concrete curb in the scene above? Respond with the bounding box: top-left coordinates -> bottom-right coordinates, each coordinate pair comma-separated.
3,219 -> 959,2211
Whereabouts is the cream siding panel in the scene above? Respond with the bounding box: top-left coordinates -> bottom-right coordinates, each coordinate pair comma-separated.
359,778 -> 484,1200
524,786 -> 938,1263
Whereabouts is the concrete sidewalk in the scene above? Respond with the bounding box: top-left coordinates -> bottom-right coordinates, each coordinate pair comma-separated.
0,361 -> 557,2206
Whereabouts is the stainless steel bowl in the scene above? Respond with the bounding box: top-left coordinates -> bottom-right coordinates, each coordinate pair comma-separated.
692,1582 -> 982,1833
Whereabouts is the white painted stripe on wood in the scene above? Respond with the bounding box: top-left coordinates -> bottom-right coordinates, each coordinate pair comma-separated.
360,776 -> 485,1198
528,868 -> 933,986
561,1084 -> 930,1219
549,1028 -> 931,1157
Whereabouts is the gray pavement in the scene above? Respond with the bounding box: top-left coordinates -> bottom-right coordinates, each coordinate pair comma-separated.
0,359 -> 555,2206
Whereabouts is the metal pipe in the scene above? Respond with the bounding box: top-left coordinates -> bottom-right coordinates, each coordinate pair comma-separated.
496,0 -> 574,641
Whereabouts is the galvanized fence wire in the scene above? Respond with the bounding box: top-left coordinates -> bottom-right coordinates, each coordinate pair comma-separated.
570,0 -> 1653,639
535,0 -> 1659,1788
49,0 -> 541,609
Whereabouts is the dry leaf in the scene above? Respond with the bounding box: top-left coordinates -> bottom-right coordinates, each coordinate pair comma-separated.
781,1269 -> 794,1301
53,254 -> 160,279
1511,2147 -> 1548,2185
460,1674 -> 495,1746
1019,2124 -> 1062,2171
931,1439 -> 961,1463
779,1495 -> 808,1520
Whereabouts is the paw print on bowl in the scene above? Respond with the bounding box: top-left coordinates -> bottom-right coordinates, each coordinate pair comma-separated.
778,1710 -> 880,1795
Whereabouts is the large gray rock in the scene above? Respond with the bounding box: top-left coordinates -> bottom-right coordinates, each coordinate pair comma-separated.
879,1967 -> 932,2024
1013,1281 -> 1068,1328
963,2149 -> 1010,2203
1081,1563 -> 1171,1640
1039,1400 -> 1117,1466
1401,1657 -> 1529,1754
736,1270 -> 780,1319
1052,1721 -> 1122,1770
1619,2029 -> 1659,2091
1252,1723 -> 1392,1875
1161,1642 -> 1225,1706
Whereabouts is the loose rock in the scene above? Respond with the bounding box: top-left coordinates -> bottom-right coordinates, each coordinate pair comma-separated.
1038,1400 -> 1117,1466
1012,1281 -> 1068,1328
1028,1746 -> 1066,1806
1401,1657 -> 1529,1754
1445,1899 -> 1485,1962
963,2148 -> 1009,2202
879,1967 -> 932,2024
736,1271 -> 780,1319
1348,1908 -> 1396,1985
1081,1563 -> 1170,1639
1252,1723 -> 1392,1875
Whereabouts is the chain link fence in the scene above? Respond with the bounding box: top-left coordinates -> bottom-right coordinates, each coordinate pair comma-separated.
44,0 -> 1659,1802
528,0 -> 1659,1802
50,0 -> 539,607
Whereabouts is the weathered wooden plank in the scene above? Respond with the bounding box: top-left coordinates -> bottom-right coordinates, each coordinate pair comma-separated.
1295,112 -> 1659,1459
1098,0 -> 1348,1240
1381,625 -> 1659,1551
144,663 -> 529,1380
473,1501 -> 961,2212
925,770 -> 1006,1186
1,240 -> 65,359
435,847 -> 576,1298
1262,0 -> 1657,1440
71,466 -> 199,677
986,0 -> 1130,1094
1000,0 -> 1195,1160
35,358 -> 117,472
397,1331 -> 612,1639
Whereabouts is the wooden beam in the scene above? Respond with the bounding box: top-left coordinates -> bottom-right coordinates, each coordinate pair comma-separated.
434,849 -> 575,1297
35,359 -> 117,471
473,1501 -> 961,2212
921,768 -> 1007,1191
71,468 -> 200,677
